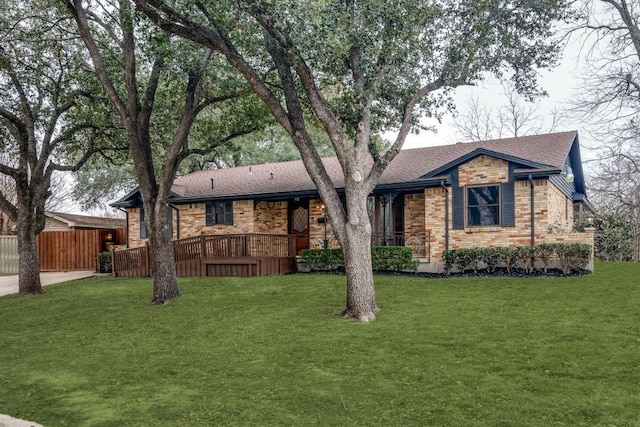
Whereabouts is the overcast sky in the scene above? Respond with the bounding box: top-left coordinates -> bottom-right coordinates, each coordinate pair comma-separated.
400,44 -> 590,151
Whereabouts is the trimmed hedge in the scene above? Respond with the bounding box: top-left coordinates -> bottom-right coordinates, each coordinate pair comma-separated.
442,243 -> 592,275
300,246 -> 419,273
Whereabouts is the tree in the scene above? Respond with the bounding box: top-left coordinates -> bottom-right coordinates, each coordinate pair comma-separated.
65,0 -> 264,304
0,0 -> 106,294
593,211 -> 639,261
136,0 -> 572,321
454,82 -> 566,141
570,0 -> 640,251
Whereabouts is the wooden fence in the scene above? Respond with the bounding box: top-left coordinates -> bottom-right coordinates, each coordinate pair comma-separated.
0,235 -> 19,275
37,229 -> 124,271
113,233 -> 297,278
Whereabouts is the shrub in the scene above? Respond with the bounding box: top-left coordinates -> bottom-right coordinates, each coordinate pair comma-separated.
97,251 -> 112,273
371,246 -> 419,272
479,247 -> 501,273
301,246 -> 419,273
556,243 -> 592,274
442,249 -> 456,275
534,243 -> 555,273
442,243 -> 592,276
498,247 -> 518,274
299,248 -> 344,271
513,246 -> 534,273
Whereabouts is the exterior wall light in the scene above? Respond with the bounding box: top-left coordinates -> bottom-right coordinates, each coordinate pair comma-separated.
563,167 -> 574,183
585,212 -> 596,228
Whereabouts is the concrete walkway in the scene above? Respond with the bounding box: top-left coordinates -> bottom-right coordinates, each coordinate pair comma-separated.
0,414 -> 43,427
0,270 -> 96,297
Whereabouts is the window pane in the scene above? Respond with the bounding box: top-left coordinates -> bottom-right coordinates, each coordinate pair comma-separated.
215,203 -> 225,224
468,206 -> 499,226
467,186 -> 499,206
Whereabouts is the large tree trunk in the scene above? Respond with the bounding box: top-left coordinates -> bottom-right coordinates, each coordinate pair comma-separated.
16,219 -> 42,295
340,190 -> 377,323
147,204 -> 180,304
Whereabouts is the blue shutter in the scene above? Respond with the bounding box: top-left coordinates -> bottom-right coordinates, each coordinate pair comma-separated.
452,186 -> 464,230
205,203 -> 214,226
502,182 -> 515,227
225,202 -> 233,225
140,207 -> 147,238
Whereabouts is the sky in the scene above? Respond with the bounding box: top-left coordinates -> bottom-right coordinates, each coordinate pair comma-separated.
397,44 -> 593,154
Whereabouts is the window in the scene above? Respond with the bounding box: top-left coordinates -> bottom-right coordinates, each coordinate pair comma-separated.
205,202 -> 233,226
452,182 -> 514,230
467,185 -> 500,226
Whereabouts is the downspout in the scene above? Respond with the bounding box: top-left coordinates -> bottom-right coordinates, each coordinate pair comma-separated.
529,174 -> 536,256
116,207 -> 129,248
441,181 -> 449,252
169,203 -> 180,240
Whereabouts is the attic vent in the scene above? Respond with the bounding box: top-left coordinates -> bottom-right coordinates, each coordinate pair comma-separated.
210,178 -> 214,189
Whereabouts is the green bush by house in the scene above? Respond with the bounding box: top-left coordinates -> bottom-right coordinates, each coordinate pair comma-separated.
300,246 -> 419,272
443,243 -> 592,275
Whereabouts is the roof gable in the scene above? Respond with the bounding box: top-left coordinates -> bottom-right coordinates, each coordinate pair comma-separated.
420,147 -> 552,180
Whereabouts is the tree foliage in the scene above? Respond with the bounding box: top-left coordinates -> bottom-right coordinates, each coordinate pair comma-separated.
0,0 -> 110,294
136,0 -> 573,321
65,0 -> 269,303
574,0 -> 640,223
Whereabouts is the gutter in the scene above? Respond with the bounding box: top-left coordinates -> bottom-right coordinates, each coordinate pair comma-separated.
529,174 -> 535,266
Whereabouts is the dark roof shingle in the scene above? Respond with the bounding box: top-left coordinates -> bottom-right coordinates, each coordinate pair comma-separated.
170,131 -> 578,199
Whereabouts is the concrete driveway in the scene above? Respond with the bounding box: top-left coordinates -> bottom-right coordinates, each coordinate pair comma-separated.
0,271 -> 96,297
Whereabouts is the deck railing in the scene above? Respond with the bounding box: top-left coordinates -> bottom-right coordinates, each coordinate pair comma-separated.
113,233 -> 297,277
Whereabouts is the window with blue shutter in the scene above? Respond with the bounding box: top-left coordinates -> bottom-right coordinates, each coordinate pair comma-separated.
454,183 -> 516,228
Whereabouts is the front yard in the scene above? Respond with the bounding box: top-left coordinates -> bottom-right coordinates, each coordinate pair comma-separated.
1,262 -> 638,426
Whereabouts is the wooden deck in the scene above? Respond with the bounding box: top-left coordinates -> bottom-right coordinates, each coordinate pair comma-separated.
113,233 -> 297,278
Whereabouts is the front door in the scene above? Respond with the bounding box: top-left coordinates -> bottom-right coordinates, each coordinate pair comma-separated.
289,199 -> 309,254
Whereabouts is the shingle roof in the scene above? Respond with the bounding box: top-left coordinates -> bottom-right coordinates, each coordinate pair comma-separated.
46,212 -> 126,229
169,131 -> 578,200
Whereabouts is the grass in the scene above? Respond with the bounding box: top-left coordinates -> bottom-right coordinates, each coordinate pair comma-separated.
0,262 -> 639,426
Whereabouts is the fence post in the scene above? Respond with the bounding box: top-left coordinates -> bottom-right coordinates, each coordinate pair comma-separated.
111,245 -> 117,277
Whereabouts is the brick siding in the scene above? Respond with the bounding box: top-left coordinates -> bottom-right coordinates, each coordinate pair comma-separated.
124,155 -> 592,267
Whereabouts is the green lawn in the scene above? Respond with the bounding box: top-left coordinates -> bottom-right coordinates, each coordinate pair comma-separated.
1,263 -> 639,426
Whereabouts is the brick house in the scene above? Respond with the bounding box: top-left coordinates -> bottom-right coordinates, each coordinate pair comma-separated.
112,131 -> 594,273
